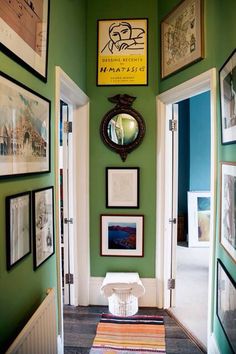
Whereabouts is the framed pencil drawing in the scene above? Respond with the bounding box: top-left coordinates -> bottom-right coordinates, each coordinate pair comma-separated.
100,214 -> 144,257
6,191 -> 31,270
0,0 -> 50,81
106,167 -> 139,208
161,0 -> 204,79
220,162 -> 236,262
0,72 -> 50,178
32,186 -> 54,269
219,49 -> 236,144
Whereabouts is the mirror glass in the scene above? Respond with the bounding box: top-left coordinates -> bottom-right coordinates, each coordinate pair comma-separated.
107,113 -> 139,145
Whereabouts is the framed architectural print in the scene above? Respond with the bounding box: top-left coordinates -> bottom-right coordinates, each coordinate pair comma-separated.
6,191 -> 31,270
0,72 -> 50,177
161,0 -> 204,79
220,162 -> 236,262
219,49 -> 236,144
0,0 -> 50,81
217,259 -> 236,353
106,167 -> 139,208
97,18 -> 148,86
188,191 -> 211,247
32,186 -> 54,269
100,214 -> 144,256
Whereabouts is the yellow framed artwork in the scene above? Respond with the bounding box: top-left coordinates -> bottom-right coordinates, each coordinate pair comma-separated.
97,18 -> 148,86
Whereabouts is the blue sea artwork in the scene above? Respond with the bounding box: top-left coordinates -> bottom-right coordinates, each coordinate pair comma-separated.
108,222 -> 136,250
197,197 -> 210,211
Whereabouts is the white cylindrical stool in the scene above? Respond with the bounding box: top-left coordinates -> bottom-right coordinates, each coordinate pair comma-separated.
100,272 -> 145,316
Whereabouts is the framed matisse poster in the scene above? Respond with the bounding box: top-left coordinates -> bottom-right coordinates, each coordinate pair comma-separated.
0,0 -> 50,81
219,49 -> 236,144
6,191 -> 31,270
217,259 -> 236,353
0,72 -> 50,177
100,214 -> 144,257
97,18 -> 148,86
161,0 -> 204,79
32,186 -> 54,269
220,162 -> 236,262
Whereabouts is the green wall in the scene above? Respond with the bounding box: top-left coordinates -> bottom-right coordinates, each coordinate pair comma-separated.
0,0 -> 87,351
87,0 -> 158,278
158,0 -> 236,353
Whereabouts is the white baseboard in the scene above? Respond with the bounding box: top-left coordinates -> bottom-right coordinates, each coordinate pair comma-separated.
208,333 -> 220,354
89,277 -> 157,307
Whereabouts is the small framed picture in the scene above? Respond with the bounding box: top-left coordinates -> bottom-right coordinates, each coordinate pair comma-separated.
100,214 -> 144,257
219,49 -> 236,144
6,191 -> 31,270
32,186 -> 54,269
188,191 -> 211,247
106,167 -> 139,208
220,162 -> 236,262
217,259 -> 236,353
161,0 -> 204,79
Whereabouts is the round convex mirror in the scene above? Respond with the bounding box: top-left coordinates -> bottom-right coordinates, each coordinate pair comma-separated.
107,113 -> 139,146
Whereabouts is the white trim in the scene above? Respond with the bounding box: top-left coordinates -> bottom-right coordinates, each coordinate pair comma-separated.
208,334 -> 220,354
89,277 -> 157,307
55,67 -> 90,343
57,335 -> 64,354
156,69 -> 217,340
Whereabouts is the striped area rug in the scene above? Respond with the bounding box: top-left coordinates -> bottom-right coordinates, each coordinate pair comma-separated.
90,313 -> 166,354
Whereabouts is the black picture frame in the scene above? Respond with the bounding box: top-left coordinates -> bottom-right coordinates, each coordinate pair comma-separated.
32,186 -> 54,269
219,48 -> 236,145
0,0 -> 50,82
0,71 -> 51,178
217,259 -> 236,353
6,191 -> 31,270
106,167 -> 140,208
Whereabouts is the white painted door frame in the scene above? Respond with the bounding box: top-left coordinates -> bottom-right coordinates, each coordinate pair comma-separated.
55,67 -> 90,347
156,69 -> 217,344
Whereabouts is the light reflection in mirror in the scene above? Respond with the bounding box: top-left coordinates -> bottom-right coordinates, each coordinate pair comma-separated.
107,113 -> 139,145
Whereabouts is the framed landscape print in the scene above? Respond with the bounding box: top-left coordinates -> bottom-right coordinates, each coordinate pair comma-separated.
0,72 -> 50,178
220,162 -> 236,262
217,259 -> 236,353
106,167 -> 139,208
100,214 -> 144,256
161,0 -> 204,79
219,49 -> 236,144
188,191 -> 211,247
32,186 -> 54,269
97,18 -> 148,86
0,0 -> 50,81
6,191 -> 31,270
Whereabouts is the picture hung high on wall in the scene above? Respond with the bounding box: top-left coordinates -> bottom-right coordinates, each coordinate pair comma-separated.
0,0 -> 50,81
220,162 -> 236,262
97,18 -> 148,86
161,0 -> 204,79
6,191 -> 31,270
217,259 -> 236,353
32,186 -> 54,269
0,72 -> 50,178
100,214 -> 144,257
219,49 -> 236,144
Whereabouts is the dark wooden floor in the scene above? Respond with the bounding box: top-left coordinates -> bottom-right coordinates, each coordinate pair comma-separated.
64,305 -> 206,354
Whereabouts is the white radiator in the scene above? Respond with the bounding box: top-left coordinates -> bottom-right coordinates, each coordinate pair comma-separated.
6,288 -> 57,354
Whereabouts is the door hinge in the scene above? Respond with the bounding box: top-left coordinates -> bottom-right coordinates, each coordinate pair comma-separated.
168,278 -> 176,290
63,121 -> 72,133
169,218 -> 177,224
65,273 -> 74,284
169,119 -> 177,132
64,217 -> 73,225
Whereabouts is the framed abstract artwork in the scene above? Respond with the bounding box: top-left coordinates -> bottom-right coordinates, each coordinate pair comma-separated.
6,191 -> 31,270
161,0 -> 204,79
219,49 -> 236,144
0,0 -> 50,81
220,162 -> 236,262
0,72 -> 50,177
106,167 -> 139,208
100,214 -> 144,257
32,186 -> 54,269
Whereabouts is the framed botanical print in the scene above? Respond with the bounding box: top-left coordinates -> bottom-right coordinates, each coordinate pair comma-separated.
0,0 -> 50,81
6,191 -> 31,270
